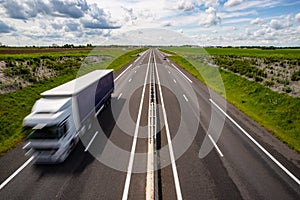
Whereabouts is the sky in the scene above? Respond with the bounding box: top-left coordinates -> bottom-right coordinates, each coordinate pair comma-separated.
0,0 -> 299,46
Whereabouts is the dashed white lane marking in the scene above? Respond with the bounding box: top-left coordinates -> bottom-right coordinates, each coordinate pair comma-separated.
173,79 -> 177,83
95,105 -> 104,117
183,94 -> 188,102
0,156 -> 34,190
209,98 -> 300,186
128,78 -> 132,82
84,131 -> 99,152
117,93 -> 123,100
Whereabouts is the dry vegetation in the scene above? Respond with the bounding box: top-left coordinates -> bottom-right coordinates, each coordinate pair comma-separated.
211,56 -> 300,97
0,54 -> 112,94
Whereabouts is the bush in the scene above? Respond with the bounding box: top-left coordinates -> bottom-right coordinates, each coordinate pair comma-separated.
255,76 -> 263,82
264,81 -> 274,87
291,70 -> 300,81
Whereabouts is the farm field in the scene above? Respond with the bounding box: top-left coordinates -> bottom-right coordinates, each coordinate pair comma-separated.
161,47 -> 300,153
0,47 -> 146,154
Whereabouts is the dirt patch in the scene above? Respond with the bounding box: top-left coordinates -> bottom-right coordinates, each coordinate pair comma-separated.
0,48 -> 93,54
210,56 -> 300,98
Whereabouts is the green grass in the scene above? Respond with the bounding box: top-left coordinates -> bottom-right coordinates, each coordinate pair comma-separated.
0,47 -> 146,155
205,48 -> 300,60
161,47 -> 300,153
107,48 -> 147,71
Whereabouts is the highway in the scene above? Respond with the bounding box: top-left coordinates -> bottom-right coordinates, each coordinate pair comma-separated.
0,48 -> 299,200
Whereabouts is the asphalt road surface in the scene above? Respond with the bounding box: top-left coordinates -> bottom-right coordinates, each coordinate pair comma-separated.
0,48 -> 299,200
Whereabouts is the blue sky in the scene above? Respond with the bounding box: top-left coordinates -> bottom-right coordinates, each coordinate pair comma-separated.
0,0 -> 299,46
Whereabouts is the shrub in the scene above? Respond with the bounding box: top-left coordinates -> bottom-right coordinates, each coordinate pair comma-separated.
255,76 -> 263,82
264,81 -> 274,87
291,70 -> 300,81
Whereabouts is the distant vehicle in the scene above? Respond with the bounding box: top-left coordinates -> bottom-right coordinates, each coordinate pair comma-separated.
163,56 -> 167,60
136,53 -> 140,57
23,70 -> 114,163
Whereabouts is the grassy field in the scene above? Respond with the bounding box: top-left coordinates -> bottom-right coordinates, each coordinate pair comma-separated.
161,47 -> 300,153
0,47 -> 146,155
181,47 -> 300,59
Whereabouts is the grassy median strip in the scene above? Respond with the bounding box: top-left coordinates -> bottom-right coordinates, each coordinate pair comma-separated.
0,47 -> 146,155
161,47 -> 300,153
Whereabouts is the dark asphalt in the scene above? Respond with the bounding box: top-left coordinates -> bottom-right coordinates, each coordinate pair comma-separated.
0,48 -> 299,200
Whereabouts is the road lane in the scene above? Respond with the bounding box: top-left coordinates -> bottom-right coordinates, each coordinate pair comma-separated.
154,49 -> 242,199
0,49 -> 152,199
0,48 -> 299,200
156,48 -> 300,199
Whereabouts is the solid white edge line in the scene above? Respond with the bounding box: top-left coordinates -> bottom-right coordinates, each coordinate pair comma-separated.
0,156 -> 34,190
84,131 -> 99,152
22,142 -> 31,149
208,134 -> 224,157
154,51 -> 183,200
134,57 -> 140,63
122,50 -> 151,200
115,49 -> 150,82
183,94 -> 188,102
209,98 -> 300,186
171,63 -> 193,83
115,64 -> 133,81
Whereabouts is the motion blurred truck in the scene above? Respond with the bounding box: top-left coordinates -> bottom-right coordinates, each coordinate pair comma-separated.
23,70 -> 114,163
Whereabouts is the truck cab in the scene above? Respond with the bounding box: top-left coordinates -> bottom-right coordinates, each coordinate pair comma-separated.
23,98 -> 78,163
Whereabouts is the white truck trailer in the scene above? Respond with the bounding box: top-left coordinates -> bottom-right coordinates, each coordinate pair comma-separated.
23,70 -> 114,163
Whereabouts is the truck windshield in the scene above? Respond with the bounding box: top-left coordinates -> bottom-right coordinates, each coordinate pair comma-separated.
28,126 -> 65,139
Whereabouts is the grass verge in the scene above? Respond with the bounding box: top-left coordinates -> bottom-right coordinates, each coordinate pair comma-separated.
160,48 -> 300,153
107,48 -> 147,71
0,47 -> 147,155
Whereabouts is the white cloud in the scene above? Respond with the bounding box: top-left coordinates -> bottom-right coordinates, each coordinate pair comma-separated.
270,16 -> 292,30
176,0 -> 194,11
224,0 -> 244,7
220,10 -> 257,18
162,21 -> 173,27
0,0 -> 299,46
197,0 -> 220,8
201,7 -> 221,27
296,13 -> 300,23
224,0 -> 279,12
0,20 -> 15,33
250,17 -> 265,25
245,28 -> 251,35
253,29 -> 265,37
269,20 -> 280,30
